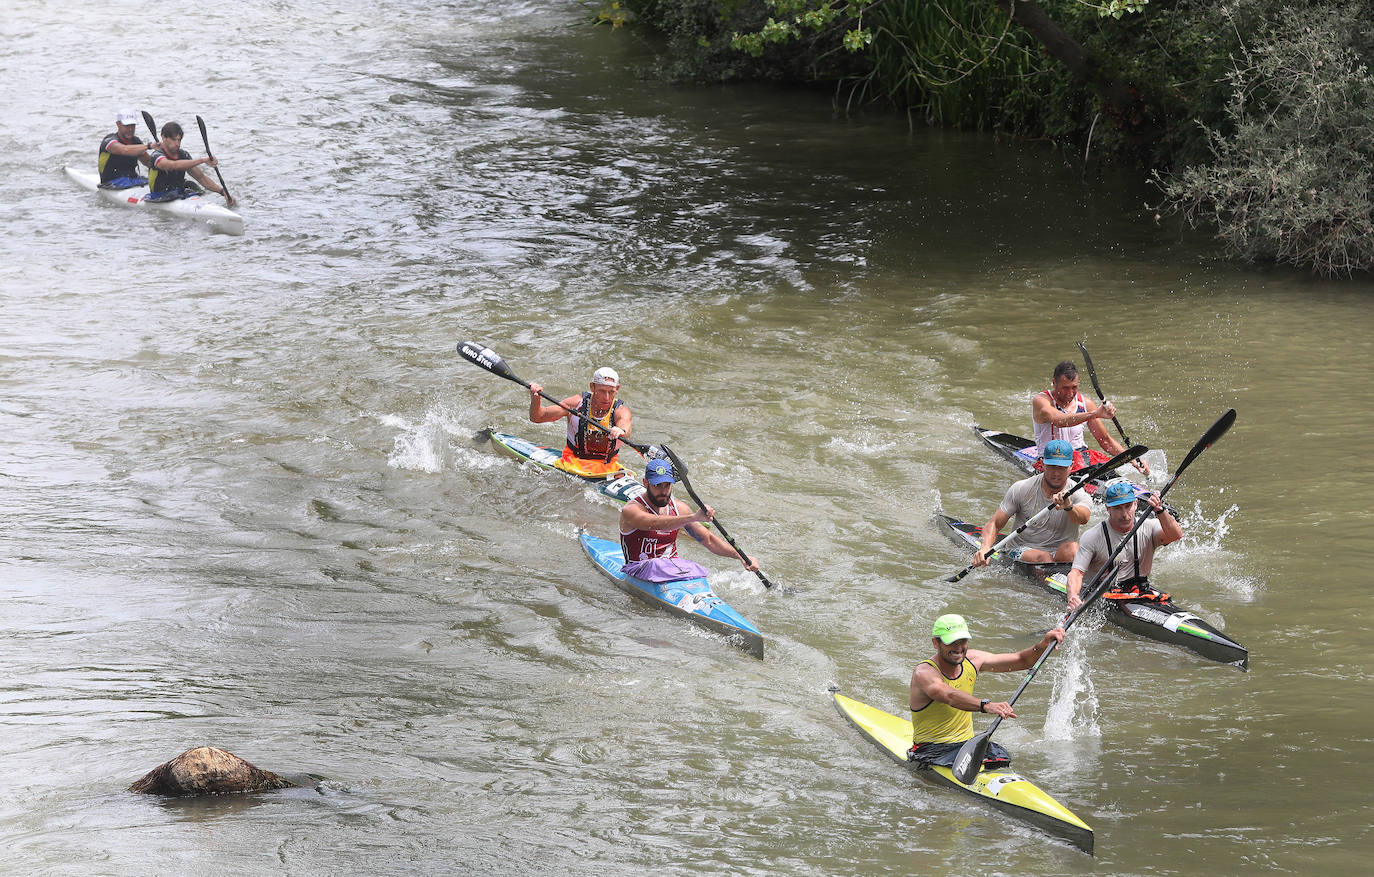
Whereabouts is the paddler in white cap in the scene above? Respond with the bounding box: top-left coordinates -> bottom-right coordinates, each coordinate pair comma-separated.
528,366 -> 633,477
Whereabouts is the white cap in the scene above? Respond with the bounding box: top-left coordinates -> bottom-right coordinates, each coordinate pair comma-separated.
591,366 -> 620,387
116,110 -> 139,126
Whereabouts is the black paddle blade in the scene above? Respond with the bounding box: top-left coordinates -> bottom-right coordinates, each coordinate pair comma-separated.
1171,408 -> 1237,479
195,115 -> 213,156
951,732 -> 991,785
472,427 -> 493,444
659,443 -> 690,479
141,110 -> 159,142
456,341 -> 519,383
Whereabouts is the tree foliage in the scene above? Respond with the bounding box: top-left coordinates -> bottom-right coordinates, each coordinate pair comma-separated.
1158,3 -> 1374,275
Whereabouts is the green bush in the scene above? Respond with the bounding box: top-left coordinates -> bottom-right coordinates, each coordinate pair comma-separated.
1158,3 -> 1374,275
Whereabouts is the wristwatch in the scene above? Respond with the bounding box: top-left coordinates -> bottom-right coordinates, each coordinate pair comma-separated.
979,699 -> 990,713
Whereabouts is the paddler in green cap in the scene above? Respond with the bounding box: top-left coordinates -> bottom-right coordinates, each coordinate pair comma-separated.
908,614 -> 1064,768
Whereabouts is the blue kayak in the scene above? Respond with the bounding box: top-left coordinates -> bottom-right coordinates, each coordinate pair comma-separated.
578,532 -> 764,659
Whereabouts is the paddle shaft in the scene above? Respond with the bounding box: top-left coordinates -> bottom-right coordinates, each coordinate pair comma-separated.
1077,341 -> 1133,448
951,409 -> 1236,783
456,341 -> 650,455
948,443 -> 1146,582
660,444 -> 777,590
195,116 -> 233,204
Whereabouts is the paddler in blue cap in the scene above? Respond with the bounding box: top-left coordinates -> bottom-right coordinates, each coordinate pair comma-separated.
528,366 -> 633,478
617,457 -> 759,582
909,614 -> 1064,767
971,438 -> 1091,569
1065,480 -> 1181,611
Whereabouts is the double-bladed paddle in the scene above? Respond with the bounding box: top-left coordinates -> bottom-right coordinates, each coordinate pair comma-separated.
657,444 -> 782,592
195,115 -> 233,207
946,442 -> 1147,583
1077,340 -> 1138,455
456,340 -> 652,456
950,408 -> 1237,784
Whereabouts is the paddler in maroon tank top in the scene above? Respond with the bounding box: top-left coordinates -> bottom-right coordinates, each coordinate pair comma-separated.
527,366 -> 633,478
617,458 -> 759,582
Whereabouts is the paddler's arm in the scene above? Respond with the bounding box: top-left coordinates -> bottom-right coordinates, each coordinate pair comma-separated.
976,629 -> 1065,674
619,499 -> 708,534
105,140 -> 151,157
1086,403 -> 1150,475
911,659 -> 1016,719
188,164 -> 235,208
1065,566 -> 1088,611
973,508 -> 1012,567
527,385 -> 575,424
684,517 -> 759,572
1145,492 -> 1183,546
608,403 -> 631,443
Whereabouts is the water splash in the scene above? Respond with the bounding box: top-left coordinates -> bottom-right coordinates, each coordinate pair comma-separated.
1173,500 -> 1240,557
1042,620 -> 1101,741
382,405 -> 498,473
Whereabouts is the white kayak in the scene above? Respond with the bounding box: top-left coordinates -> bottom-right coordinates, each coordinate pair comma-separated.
63,166 -> 243,236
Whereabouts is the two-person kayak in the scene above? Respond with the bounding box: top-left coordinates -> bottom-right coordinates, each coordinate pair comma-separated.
579,532 -> 764,659
63,166 -> 243,236
832,690 -> 1094,853
935,513 -> 1248,668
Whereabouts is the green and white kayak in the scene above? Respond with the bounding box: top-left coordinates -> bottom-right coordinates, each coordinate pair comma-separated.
935,513 -> 1249,668
485,430 -> 644,504
832,691 -> 1093,854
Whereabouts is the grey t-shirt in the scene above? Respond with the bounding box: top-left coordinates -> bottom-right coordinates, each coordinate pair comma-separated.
998,473 -> 1081,552
1071,517 -> 1165,586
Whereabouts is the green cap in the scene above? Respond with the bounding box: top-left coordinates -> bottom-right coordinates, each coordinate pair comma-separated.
932,613 -> 971,644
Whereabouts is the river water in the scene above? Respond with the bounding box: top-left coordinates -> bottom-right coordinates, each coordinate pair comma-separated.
3,1 -> 1371,874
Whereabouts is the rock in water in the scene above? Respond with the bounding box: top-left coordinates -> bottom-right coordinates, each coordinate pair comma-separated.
130,747 -> 293,796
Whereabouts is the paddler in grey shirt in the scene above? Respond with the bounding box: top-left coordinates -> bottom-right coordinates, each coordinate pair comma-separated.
970,439 -> 1090,568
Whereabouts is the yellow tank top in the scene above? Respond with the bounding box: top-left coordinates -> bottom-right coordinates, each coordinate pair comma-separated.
911,658 -> 978,745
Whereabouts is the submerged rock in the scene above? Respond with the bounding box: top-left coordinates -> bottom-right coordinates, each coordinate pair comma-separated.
130,747 -> 293,796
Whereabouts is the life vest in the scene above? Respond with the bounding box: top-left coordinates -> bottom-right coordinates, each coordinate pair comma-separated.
99,132 -> 145,185
911,658 -> 977,745
564,391 -> 622,464
148,145 -> 197,194
620,494 -> 682,562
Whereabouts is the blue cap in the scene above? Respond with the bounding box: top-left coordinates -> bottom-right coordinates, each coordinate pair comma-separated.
1042,439 -> 1075,468
1102,480 -> 1136,506
645,459 -> 676,485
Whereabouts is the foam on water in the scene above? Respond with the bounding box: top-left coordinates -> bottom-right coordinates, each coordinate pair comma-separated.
1041,617 -> 1102,742
381,404 -> 499,473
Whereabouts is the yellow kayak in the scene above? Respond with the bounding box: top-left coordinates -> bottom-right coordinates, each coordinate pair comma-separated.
832,691 -> 1093,854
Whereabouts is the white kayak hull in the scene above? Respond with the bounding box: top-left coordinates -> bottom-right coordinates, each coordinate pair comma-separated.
64,166 -> 243,236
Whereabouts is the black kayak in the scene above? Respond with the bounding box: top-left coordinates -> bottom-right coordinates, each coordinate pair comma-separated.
936,513 -> 1248,669
972,425 -> 1145,497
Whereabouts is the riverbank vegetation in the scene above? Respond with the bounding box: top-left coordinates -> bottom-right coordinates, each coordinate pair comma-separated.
594,0 -> 1374,276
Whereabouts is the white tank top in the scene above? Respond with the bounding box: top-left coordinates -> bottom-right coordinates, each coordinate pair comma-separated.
1033,388 -> 1089,457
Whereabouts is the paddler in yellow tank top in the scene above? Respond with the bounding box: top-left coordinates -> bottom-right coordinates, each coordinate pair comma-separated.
527,366 -> 633,478
908,614 -> 1064,768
